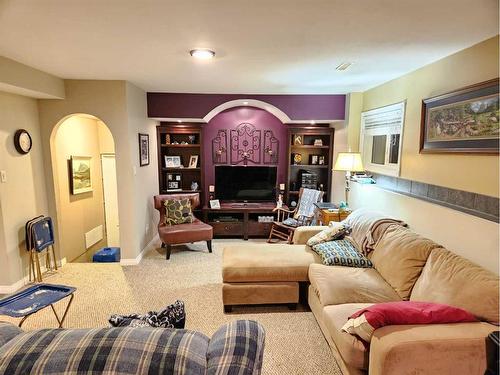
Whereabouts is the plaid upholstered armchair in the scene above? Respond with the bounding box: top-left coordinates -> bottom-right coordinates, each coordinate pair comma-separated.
0,320 -> 265,374
268,188 -> 324,243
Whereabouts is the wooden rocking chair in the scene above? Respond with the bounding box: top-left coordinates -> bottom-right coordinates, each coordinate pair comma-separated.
268,188 -> 324,244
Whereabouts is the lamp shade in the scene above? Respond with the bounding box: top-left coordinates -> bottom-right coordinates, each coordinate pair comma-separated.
333,152 -> 364,172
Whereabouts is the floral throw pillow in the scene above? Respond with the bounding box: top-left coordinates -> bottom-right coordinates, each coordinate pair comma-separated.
164,199 -> 194,225
312,238 -> 373,268
307,222 -> 350,247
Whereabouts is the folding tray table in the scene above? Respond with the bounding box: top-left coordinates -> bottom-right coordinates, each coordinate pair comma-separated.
0,284 -> 76,328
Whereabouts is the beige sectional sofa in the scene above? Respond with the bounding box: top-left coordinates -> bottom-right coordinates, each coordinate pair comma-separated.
222,209 -> 499,374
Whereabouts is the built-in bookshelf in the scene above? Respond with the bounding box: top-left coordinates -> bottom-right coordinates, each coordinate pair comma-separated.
286,126 -> 334,204
156,123 -> 204,200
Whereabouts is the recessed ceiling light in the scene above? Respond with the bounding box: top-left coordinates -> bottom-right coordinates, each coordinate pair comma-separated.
177,120 -> 182,123
310,120 -> 316,125
335,62 -> 353,71
243,101 -> 249,105
190,49 -> 215,59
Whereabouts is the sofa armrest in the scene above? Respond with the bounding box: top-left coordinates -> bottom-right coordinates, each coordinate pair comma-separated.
0,322 -> 23,348
292,226 -> 326,244
369,322 -> 495,375
207,320 -> 265,375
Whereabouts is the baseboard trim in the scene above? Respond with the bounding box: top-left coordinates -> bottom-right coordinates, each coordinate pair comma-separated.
120,234 -> 159,266
0,257 -> 67,295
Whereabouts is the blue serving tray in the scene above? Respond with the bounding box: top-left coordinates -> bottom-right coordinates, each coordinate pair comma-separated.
0,284 -> 76,318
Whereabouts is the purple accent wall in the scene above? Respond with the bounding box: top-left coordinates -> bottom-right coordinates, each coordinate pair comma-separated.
203,106 -> 288,202
148,93 -> 346,121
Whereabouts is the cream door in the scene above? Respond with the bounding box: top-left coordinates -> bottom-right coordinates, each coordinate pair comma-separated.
101,154 -> 120,247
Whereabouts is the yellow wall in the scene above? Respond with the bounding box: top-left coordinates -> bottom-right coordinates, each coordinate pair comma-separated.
38,80 -> 159,263
53,115 -> 114,262
350,183 -> 499,274
0,56 -> 64,99
347,36 -> 499,273
0,91 -> 49,287
351,36 -> 499,197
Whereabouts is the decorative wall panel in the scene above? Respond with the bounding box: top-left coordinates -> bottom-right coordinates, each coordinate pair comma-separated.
230,123 -> 261,165
263,130 -> 279,165
212,129 -> 227,164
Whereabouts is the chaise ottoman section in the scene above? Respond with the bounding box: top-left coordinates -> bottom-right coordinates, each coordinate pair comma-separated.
222,244 -> 321,310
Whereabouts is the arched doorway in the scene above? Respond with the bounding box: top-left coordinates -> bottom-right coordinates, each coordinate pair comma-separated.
50,114 -> 120,263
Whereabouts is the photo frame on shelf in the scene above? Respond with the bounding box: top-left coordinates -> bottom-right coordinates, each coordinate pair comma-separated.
138,133 -> 149,166
420,78 -> 499,154
310,155 -> 319,165
167,173 -> 182,191
209,199 -> 221,209
165,155 -> 181,168
188,155 -> 199,168
318,155 -> 325,165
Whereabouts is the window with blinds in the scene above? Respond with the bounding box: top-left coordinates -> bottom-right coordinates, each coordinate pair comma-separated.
360,101 -> 406,177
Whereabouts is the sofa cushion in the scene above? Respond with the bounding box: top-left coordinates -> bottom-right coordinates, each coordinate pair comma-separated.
306,222 -> 350,247
223,244 -> 321,283
322,303 -> 373,370
164,198 -> 194,225
158,218 -> 213,245
411,248 -> 500,324
370,225 -> 440,300
308,263 -> 401,307
312,239 -> 373,268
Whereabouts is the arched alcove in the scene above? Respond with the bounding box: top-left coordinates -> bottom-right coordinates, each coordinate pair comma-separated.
202,105 -> 288,202
50,114 -> 120,262
203,99 -> 292,123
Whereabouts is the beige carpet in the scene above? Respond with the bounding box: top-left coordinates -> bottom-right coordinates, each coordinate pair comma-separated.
2,239 -> 342,375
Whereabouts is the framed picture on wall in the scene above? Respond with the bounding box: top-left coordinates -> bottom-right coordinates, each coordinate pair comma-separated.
138,133 -> 150,166
420,78 -> 499,154
70,156 -> 92,195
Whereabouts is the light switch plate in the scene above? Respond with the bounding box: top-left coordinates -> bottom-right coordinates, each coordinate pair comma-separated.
0,170 -> 6,183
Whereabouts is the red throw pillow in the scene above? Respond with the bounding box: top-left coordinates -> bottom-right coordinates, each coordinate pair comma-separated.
342,301 -> 477,342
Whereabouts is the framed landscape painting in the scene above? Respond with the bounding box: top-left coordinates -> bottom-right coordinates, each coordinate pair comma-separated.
70,156 -> 92,194
420,78 -> 499,154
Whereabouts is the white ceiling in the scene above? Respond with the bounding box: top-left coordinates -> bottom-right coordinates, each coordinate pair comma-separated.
0,0 -> 497,94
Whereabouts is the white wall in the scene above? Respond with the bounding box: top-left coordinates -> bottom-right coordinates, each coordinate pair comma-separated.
350,183 -> 499,274
0,91 -> 49,286
126,83 -> 159,251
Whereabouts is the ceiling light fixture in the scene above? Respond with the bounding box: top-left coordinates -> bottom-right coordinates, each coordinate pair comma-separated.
336,62 -> 353,71
190,49 -> 216,59
243,101 -> 249,105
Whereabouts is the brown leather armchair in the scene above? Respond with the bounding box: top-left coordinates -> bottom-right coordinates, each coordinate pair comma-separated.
154,193 -> 213,260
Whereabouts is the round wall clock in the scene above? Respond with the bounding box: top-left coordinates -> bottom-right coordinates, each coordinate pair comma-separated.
14,129 -> 32,154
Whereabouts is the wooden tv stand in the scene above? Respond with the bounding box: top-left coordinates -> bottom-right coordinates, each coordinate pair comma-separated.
202,202 -> 283,240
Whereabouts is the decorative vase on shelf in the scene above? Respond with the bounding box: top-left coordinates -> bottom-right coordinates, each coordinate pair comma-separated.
191,181 -> 199,191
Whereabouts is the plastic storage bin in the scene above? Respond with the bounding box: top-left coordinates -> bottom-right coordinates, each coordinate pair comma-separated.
92,247 -> 120,263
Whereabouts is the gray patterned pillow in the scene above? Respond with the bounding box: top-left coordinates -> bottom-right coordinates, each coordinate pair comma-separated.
312,239 -> 373,268
164,198 -> 194,225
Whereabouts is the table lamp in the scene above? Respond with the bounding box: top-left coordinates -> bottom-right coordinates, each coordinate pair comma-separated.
333,152 -> 364,205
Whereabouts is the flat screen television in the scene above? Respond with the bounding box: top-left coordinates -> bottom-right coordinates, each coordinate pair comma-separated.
215,166 -> 277,202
